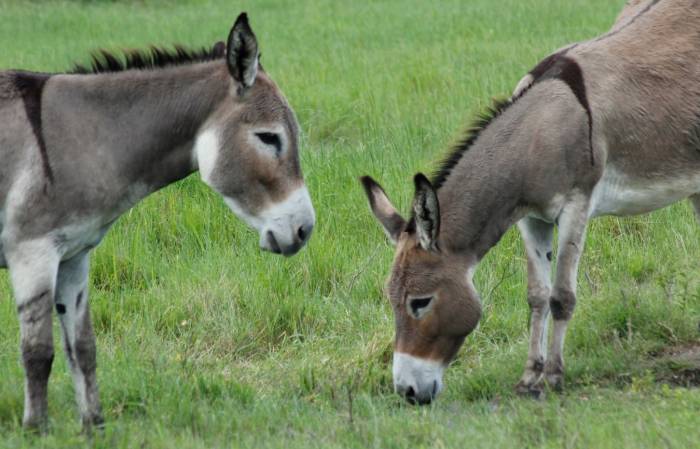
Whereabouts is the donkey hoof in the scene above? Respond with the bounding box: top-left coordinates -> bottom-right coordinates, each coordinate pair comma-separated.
515,381 -> 546,400
22,417 -> 49,435
81,414 -> 105,436
545,373 -> 564,392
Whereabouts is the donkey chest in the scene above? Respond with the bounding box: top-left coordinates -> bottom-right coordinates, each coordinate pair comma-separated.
589,166 -> 700,217
0,210 -> 112,267
54,219 -> 113,261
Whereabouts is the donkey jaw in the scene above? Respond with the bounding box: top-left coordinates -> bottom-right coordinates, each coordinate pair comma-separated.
392,352 -> 445,405
224,186 -> 315,256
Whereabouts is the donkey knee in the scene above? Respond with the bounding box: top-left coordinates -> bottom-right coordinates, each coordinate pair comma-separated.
18,290 -> 55,389
527,291 -> 550,313
75,336 -> 97,375
21,340 -> 54,428
21,342 -> 54,381
550,288 -> 576,321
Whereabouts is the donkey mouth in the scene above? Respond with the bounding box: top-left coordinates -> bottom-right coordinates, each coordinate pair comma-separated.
265,231 -> 283,254
264,231 -> 304,256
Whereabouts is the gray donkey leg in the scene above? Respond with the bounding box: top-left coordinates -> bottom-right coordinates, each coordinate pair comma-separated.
515,217 -> 554,396
55,251 -> 103,431
6,238 -> 61,431
545,196 -> 590,390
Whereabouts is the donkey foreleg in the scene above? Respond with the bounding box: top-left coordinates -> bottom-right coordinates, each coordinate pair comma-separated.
55,251 -> 103,431
515,217 -> 554,397
6,238 -> 61,431
545,195 -> 590,391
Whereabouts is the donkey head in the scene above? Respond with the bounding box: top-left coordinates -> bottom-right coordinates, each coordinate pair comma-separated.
361,174 -> 482,404
196,13 -> 315,256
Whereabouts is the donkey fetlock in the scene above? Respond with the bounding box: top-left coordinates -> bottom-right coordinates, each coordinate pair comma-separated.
515,357 -> 546,399
544,358 -> 565,391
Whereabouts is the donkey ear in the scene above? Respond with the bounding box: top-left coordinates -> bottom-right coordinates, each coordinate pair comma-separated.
360,176 -> 406,244
227,13 -> 259,88
412,173 -> 440,251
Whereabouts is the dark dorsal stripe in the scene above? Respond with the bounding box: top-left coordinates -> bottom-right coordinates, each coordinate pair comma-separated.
13,71 -> 53,183
593,0 -> 662,44
529,54 -> 594,165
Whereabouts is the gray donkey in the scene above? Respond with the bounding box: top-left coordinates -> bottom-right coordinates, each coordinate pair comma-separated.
1,14 -> 315,430
362,0 -> 700,405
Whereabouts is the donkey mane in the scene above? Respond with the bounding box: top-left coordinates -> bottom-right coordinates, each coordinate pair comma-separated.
431,96 -> 513,190
432,50 -> 592,190
70,42 -> 226,74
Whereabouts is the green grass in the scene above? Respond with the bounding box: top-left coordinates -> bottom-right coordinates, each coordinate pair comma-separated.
1,0 -> 699,447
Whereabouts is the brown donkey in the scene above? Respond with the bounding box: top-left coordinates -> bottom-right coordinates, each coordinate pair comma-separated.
1,14 -> 314,430
362,0 -> 700,404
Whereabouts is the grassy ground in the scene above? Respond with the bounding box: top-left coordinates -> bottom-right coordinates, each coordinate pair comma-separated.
1,0 -> 699,447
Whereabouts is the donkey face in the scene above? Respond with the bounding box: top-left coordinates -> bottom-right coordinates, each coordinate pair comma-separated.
361,175 -> 482,404
196,14 -> 315,256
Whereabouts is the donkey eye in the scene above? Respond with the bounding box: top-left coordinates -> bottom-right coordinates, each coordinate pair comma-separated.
409,297 -> 433,318
255,132 -> 282,156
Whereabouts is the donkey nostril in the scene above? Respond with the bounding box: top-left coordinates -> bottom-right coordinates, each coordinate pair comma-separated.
297,223 -> 313,242
405,386 -> 416,399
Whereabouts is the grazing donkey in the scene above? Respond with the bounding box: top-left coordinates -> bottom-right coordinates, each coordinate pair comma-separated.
362,0 -> 700,405
1,13 -> 315,430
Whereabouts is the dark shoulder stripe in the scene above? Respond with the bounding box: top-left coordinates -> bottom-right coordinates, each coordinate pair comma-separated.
526,44 -> 577,83
431,47 -> 593,189
534,55 -> 595,165
13,71 -> 54,182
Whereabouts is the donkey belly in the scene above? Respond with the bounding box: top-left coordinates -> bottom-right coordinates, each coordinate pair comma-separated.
589,166 -> 700,217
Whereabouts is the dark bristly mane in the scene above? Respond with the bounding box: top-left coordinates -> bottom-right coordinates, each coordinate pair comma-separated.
70,42 -> 226,74
431,96 -> 513,190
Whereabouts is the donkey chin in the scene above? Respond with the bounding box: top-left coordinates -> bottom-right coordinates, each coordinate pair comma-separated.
392,353 -> 445,405
224,186 -> 315,256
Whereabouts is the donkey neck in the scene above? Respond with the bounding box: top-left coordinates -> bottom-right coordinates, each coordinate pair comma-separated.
53,61 -> 231,192
436,100 -> 533,261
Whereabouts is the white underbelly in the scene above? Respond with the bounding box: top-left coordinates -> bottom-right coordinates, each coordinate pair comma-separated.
589,166 -> 700,218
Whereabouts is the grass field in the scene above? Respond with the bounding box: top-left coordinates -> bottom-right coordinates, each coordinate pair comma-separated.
1,0 -> 699,447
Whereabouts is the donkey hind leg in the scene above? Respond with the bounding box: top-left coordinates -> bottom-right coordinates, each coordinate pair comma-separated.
545,196 -> 590,391
55,251 -> 103,431
6,238 -> 61,431
515,217 -> 554,397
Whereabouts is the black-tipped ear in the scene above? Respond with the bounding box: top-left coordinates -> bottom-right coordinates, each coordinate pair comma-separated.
412,173 -> 440,251
227,13 -> 259,89
360,176 -> 406,244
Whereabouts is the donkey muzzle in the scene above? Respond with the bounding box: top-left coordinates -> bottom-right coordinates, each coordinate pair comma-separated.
393,352 -> 444,405
258,186 -> 315,256
262,222 -> 314,256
